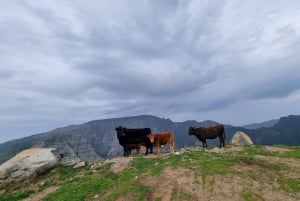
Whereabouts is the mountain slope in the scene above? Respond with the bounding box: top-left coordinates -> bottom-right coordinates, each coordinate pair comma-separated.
242,119 -> 278,129
244,115 -> 300,145
1,114 -> 300,164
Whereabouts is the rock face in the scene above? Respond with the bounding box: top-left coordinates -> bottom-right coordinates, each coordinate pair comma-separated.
230,131 -> 254,145
0,148 -> 61,185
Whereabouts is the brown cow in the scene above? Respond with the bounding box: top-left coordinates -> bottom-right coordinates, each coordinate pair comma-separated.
147,131 -> 175,155
188,125 -> 226,148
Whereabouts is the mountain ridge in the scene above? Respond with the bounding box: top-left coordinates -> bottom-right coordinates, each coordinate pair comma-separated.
0,114 -> 300,164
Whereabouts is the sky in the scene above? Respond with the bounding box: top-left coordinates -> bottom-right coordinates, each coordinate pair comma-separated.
1,0 -> 300,143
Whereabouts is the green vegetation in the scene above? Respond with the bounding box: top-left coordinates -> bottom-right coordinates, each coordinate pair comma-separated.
278,177 -> 300,193
57,165 -> 77,180
0,190 -> 35,201
243,145 -> 277,156
241,191 -> 265,201
278,147 -> 300,158
1,145 -> 299,201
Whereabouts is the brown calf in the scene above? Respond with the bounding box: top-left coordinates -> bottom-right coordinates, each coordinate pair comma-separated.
147,131 -> 175,155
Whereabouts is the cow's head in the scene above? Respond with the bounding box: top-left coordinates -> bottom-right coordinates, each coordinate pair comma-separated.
188,127 -> 196,135
115,126 -> 126,137
147,134 -> 155,143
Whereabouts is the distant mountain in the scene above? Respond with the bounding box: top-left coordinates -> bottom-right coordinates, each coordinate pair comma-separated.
0,114 -> 299,165
244,115 -> 300,145
242,119 -> 278,129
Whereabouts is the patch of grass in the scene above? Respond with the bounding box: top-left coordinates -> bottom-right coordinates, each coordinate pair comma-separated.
278,147 -> 300,158
243,146 -> 277,157
57,165 -> 76,180
43,160 -> 151,201
43,175 -> 114,201
104,183 -> 149,201
0,190 -> 35,201
278,177 -> 300,193
43,165 -> 115,201
236,156 -> 284,171
200,156 -> 237,175
131,157 -> 165,176
260,161 -> 283,171
241,191 -> 265,201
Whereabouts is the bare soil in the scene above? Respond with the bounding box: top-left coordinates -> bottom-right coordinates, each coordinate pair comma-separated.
104,145 -> 300,201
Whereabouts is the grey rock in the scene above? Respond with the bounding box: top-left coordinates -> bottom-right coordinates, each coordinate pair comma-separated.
0,148 -> 60,185
230,131 -> 254,145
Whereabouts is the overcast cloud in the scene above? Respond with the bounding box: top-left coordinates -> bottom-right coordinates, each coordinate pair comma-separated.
1,0 -> 300,143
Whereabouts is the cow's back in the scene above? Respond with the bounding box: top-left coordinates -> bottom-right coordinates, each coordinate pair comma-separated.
123,128 -> 151,144
154,132 -> 174,145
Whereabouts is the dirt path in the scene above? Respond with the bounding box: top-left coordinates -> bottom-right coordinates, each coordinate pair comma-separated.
23,186 -> 59,201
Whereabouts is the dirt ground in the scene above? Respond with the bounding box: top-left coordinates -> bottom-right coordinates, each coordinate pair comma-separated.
106,145 -> 300,201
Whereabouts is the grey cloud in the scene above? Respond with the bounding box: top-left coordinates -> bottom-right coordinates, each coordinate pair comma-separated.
1,0 -> 300,142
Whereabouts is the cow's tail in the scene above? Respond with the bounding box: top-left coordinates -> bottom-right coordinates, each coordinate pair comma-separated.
223,129 -> 226,140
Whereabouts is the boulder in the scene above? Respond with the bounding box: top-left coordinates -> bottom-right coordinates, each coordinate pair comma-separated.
230,131 -> 254,145
0,148 -> 61,185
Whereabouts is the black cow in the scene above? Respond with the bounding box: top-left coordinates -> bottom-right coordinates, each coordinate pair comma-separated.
115,126 -> 153,156
188,124 -> 226,148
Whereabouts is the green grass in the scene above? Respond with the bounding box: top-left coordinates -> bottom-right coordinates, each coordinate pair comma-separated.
104,182 -> 149,201
43,162 -> 151,201
243,145 -> 277,156
278,177 -> 300,193
278,147 -> 300,158
131,157 -> 166,176
241,191 -> 265,201
0,190 -> 35,201
57,165 -> 77,180
43,166 -> 115,201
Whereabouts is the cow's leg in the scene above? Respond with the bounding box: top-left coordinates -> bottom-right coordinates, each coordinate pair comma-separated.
219,137 -> 225,148
127,145 -> 132,156
136,146 -> 141,154
202,139 -> 207,148
170,141 -> 175,154
123,147 -> 126,157
145,145 -> 149,156
124,146 -> 128,157
157,145 -> 161,155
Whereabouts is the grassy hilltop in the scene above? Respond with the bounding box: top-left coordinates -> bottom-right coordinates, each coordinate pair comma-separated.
0,145 -> 300,201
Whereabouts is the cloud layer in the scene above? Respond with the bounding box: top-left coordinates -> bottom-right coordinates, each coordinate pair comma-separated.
1,0 -> 300,142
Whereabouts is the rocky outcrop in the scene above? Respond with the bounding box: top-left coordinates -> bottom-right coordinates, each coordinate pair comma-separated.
230,131 -> 254,145
0,148 -> 61,185
53,134 -> 103,164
